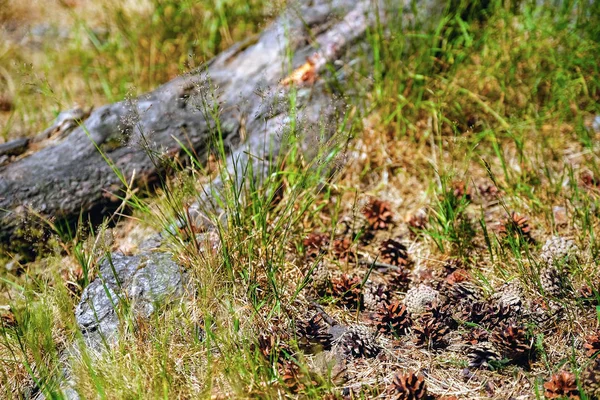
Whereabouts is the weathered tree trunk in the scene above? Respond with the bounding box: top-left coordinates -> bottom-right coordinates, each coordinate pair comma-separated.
0,0 -> 437,250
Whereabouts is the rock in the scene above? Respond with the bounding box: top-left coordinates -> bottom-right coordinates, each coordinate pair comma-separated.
75,251 -> 185,348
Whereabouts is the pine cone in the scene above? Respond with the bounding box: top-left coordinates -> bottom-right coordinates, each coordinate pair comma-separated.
421,301 -> 456,329
296,314 -> 333,353
280,361 -> 317,394
477,184 -> 501,203
582,357 -> 600,399
452,180 -> 472,200
307,261 -> 331,296
499,211 -> 533,242
456,300 -> 514,327
388,266 -> 412,291
303,233 -> 329,259
374,300 -> 411,336
406,211 -> 428,232
463,327 -> 489,345
585,333 -> 600,358
543,371 -> 580,399
447,281 -> 484,304
363,199 -> 394,230
540,236 -> 579,266
331,273 -> 363,309
467,342 -> 501,369
445,268 -> 470,285
540,266 -> 571,297
257,333 -> 292,365
404,285 -> 440,315
525,297 -> 560,328
332,237 -> 356,262
337,325 -> 380,358
492,281 -> 524,310
363,282 -> 391,310
389,371 -> 432,400
380,239 -> 412,267
413,316 -> 449,349
490,324 -> 533,365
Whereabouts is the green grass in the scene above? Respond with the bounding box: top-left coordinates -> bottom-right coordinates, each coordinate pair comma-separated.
0,0 -> 274,141
2,0 -> 600,398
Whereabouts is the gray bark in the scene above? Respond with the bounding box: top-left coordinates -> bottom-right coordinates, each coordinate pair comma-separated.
0,0 -> 384,247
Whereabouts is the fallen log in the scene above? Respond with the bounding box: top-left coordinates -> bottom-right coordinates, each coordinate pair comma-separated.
0,0 -> 357,248
0,0 -> 440,252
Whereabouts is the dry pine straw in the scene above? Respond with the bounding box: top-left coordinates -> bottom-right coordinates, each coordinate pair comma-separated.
274,111 -> 600,399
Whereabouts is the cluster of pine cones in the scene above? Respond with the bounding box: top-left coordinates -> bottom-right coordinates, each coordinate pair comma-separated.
256,196 -> 599,398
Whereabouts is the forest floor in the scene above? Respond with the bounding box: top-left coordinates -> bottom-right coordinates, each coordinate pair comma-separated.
1,0 -> 600,399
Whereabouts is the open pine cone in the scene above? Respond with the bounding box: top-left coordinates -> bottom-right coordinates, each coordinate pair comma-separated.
331,273 -> 363,309
540,265 -> 572,297
332,237 -> 356,262
257,332 -> 292,366
380,239 -> 412,267
540,236 -> 579,266
280,361 -> 318,394
374,300 -> 412,336
467,342 -> 501,370
296,314 -> 333,353
543,371 -> 580,399
582,357 -> 600,399
389,371 -> 432,400
303,232 -> 329,259
490,323 -> 533,365
413,316 -> 450,349
363,199 -> 394,230
499,211 -> 534,243
336,325 -> 380,359
585,333 -> 600,358
363,282 -> 391,310
404,285 -> 440,315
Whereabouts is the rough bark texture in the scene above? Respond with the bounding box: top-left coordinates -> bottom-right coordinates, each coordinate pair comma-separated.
0,0 -> 383,248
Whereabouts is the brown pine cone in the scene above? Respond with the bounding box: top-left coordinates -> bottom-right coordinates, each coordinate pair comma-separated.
499,211 -> 534,242
463,327 -> 489,345
387,266 -> 412,291
380,239 -> 412,267
296,314 -> 333,353
389,371 -> 432,400
467,342 -> 501,370
543,371 -> 580,399
331,273 -> 363,309
406,211 -> 428,232
336,325 -> 380,358
363,282 -> 391,310
585,333 -> 600,358
332,237 -> 356,262
447,281 -> 484,304
303,232 -> 329,259
582,357 -> 600,399
413,316 -> 450,349
490,323 -> 533,365
374,300 -> 412,336
280,361 -> 318,394
363,199 -> 394,230
257,332 -> 292,365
